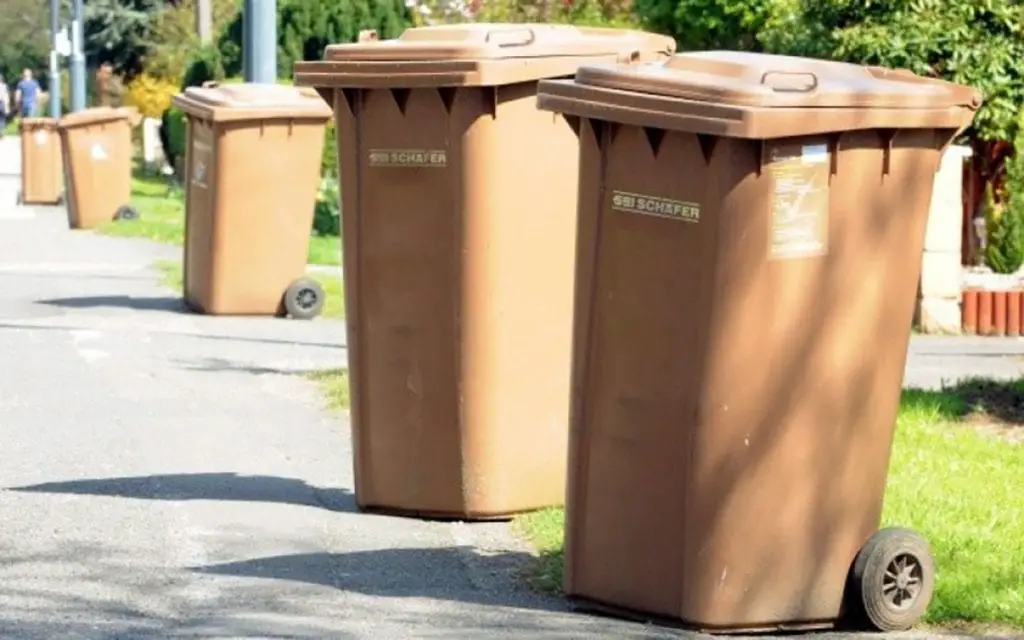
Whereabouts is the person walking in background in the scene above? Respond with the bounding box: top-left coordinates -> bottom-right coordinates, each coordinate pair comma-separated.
14,69 -> 40,120
0,75 -> 10,138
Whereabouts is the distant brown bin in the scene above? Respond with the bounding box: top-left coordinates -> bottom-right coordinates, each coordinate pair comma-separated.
171,83 -> 332,318
19,118 -> 64,205
58,107 -> 136,229
294,24 -> 676,519
538,52 -> 980,633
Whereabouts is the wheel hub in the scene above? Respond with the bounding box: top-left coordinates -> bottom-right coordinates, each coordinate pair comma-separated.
296,288 -> 318,310
883,553 -> 923,610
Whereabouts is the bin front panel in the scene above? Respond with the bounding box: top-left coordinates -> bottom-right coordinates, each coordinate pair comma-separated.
20,121 -> 63,205
338,82 -> 577,517
205,119 -> 325,314
566,122 -> 944,628
60,120 -> 132,229
184,118 -> 217,312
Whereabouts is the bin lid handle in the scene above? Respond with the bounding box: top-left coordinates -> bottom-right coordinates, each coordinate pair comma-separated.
202,80 -> 220,89
358,29 -> 379,43
761,71 -> 818,93
484,27 -> 536,48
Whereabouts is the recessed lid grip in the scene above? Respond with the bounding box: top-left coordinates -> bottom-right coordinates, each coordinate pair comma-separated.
484,27 -> 536,48
762,71 -> 817,93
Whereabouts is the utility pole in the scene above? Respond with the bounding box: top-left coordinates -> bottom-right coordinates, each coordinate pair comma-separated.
242,0 -> 276,84
69,0 -> 86,112
49,0 -> 62,119
195,0 -> 213,44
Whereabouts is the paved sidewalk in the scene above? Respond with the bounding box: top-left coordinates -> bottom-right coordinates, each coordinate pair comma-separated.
0,137 -> 1016,638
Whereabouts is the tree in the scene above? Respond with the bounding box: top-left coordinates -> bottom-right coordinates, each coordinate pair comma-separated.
147,0 -> 239,81
0,0 -> 51,87
84,0 -> 165,79
988,110 -> 1024,274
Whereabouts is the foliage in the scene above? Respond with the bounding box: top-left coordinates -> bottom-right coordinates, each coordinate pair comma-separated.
0,0 -> 50,89
161,105 -> 189,175
180,43 -> 227,89
125,73 -> 179,118
209,0 -> 411,80
84,0 -> 164,80
471,0 -> 638,27
778,0 -> 1024,144
313,175 -> 341,237
322,119 -> 338,180
987,113 -> 1024,274
634,0 -> 779,51
146,0 -> 240,82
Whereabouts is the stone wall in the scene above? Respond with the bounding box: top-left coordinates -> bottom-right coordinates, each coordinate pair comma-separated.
915,145 -> 972,334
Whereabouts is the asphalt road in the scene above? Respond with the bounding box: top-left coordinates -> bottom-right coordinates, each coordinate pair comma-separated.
0,137 -> 1018,639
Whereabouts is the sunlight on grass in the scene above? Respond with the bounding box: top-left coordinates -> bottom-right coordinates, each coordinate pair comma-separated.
99,176 -> 341,266
514,385 -> 1024,629
307,369 -> 350,410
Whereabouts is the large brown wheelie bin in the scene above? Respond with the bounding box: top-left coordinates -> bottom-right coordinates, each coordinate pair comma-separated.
171,83 -> 333,318
537,52 -> 980,633
294,24 -> 676,519
58,107 -> 137,229
19,118 -> 64,205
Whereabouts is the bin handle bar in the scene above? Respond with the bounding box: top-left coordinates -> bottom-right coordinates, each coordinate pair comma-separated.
485,27 -> 536,48
358,29 -> 379,43
202,80 -> 220,89
761,71 -> 818,93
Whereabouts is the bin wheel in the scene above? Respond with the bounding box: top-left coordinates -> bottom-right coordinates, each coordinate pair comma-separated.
849,527 -> 935,632
284,278 -> 325,320
115,205 -> 139,221
15,191 -> 22,206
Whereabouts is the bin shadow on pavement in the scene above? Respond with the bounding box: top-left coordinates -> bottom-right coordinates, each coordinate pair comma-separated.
35,294 -> 190,314
8,472 -> 355,513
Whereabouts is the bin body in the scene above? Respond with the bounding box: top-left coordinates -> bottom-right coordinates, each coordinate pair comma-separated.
19,118 -> 63,205
171,83 -> 331,315
58,108 -> 133,229
295,24 -> 676,519
537,52 -> 979,630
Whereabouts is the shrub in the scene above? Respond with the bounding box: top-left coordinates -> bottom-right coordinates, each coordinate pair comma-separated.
313,175 -> 341,237
125,73 -> 179,118
146,0 -> 240,82
988,114 -> 1024,274
181,43 -> 226,90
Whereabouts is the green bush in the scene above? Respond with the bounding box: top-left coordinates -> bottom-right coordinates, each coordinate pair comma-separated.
181,42 -> 226,90
988,114 -> 1024,274
161,105 -> 189,177
313,175 -> 341,237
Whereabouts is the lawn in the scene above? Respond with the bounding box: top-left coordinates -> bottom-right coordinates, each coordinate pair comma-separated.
101,175 -> 342,266
153,258 -> 346,320
514,379 -> 1024,629
308,369 -> 350,410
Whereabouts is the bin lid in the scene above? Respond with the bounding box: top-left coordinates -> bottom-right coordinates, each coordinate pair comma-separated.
171,83 -> 334,123
57,106 -> 132,130
294,24 -> 676,88
537,51 -> 982,138
20,117 -> 58,130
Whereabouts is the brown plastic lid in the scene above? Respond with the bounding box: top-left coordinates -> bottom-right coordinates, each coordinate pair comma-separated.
58,106 -> 132,130
172,82 -> 333,123
294,23 -> 676,89
537,51 -> 982,138
20,117 -> 58,130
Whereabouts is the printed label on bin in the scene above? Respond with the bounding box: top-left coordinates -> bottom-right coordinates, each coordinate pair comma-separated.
90,142 -> 108,161
34,130 -> 48,145
767,143 -> 830,261
190,139 -> 212,189
611,191 -> 700,223
368,149 -> 447,168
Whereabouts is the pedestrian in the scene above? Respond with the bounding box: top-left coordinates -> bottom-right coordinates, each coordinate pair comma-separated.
14,68 -> 41,120
0,74 -> 10,138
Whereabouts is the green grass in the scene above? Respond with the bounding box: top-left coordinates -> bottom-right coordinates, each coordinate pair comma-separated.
307,369 -> 350,410
100,175 -> 342,266
514,380 -> 1024,629
153,259 -> 345,320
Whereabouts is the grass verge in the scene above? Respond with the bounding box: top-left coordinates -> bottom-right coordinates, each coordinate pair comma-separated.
307,369 -> 350,410
152,259 -> 345,320
514,379 -> 1024,629
102,175 -> 341,266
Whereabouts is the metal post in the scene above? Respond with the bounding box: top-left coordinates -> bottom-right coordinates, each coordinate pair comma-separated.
243,0 -> 276,84
48,0 -> 62,119
69,0 -> 86,112
195,0 -> 213,44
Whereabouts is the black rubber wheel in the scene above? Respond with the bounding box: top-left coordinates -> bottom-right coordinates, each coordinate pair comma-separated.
284,278 -> 325,320
849,527 -> 935,632
114,205 -> 139,221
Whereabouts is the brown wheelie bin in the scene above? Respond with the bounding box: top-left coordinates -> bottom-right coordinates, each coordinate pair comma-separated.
294,24 -> 676,519
537,52 -> 980,633
171,83 -> 332,318
19,118 -> 64,205
58,107 -> 137,229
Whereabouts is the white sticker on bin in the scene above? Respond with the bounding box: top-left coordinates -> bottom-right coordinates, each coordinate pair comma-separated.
34,130 -> 48,145
802,144 -> 829,165
90,143 -> 108,161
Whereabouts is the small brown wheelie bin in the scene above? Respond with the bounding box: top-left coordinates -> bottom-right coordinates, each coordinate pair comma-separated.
294,24 -> 676,519
58,107 -> 137,229
19,118 -> 64,206
537,52 -> 980,633
171,83 -> 333,318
